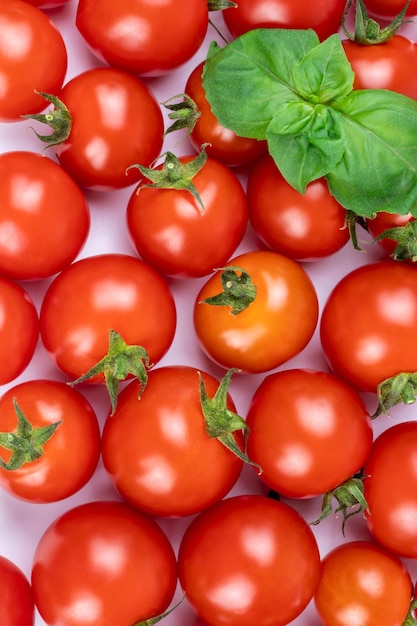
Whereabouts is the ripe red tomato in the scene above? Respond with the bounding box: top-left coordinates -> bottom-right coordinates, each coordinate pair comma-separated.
363,421 -> 417,558
245,369 -> 373,498
314,540 -> 413,626
364,0 -> 417,17
102,365 -> 244,517
223,0 -> 346,41
126,153 -> 248,278
193,250 -> 319,373
320,261 -> 417,393
247,155 -> 350,261
0,151 -> 90,280
183,61 -> 268,167
36,67 -> 164,190
178,494 -> 321,626
365,211 -> 416,259
31,500 -> 178,626
342,36 -> 417,100
0,1 -> 67,122
39,253 -> 176,382
0,277 -> 38,385
0,380 -> 101,503
0,555 -> 34,626
76,0 -> 208,77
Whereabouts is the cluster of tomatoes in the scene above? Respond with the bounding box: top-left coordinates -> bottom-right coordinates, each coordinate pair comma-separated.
1,0 -> 417,625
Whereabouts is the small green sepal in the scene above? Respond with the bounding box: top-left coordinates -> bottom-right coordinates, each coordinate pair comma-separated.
162,93 -> 201,139
199,368 -> 262,472
133,595 -> 185,626
373,371 -> 417,418
207,0 -> 237,10
199,266 -> 257,315
22,91 -> 72,146
0,399 -> 61,471
68,329 -> 150,415
403,598 -> 417,626
310,474 -> 369,535
370,220 -> 417,262
342,0 -> 411,44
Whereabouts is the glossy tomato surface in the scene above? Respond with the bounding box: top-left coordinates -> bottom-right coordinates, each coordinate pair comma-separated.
0,151 -> 90,280
222,0 -> 346,40
0,277 -> 38,385
193,250 -> 319,373
76,0 -> 208,76
126,154 -> 248,278
320,261 -> 417,393
51,67 -> 164,189
184,61 -> 268,167
0,1 -> 67,121
102,365 -> 244,517
245,369 -> 373,498
363,421 -> 417,558
178,494 -> 321,626
39,253 -> 176,382
314,541 -> 413,626
342,36 -> 417,99
0,555 -> 34,626
365,0 -> 417,17
0,380 -> 101,503
247,155 -> 350,260
31,501 -> 178,626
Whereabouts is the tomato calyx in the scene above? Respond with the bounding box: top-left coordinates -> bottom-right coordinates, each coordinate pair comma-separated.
342,0 -> 410,44
68,329 -> 150,415
22,91 -> 72,147
163,93 -> 201,140
370,221 -> 417,262
199,266 -> 257,315
403,598 -> 417,626
207,0 -> 237,10
199,368 -> 262,472
0,399 -> 61,471
311,473 -> 369,535
128,147 -> 209,212
373,371 -> 417,418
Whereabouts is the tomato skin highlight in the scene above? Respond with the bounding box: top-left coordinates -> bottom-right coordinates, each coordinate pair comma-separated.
31,500 -> 178,626
184,61 -> 268,167
76,0 -> 208,77
246,369 -> 373,498
193,250 -> 319,373
0,555 -> 34,626
178,494 -> 321,626
39,253 -> 176,382
102,365 -> 244,517
314,540 -> 413,626
247,155 -> 350,260
223,0 -> 346,41
53,68 -> 164,190
320,261 -> 417,393
0,1 -> 67,122
0,380 -> 101,503
126,155 -> 248,278
0,151 -> 90,280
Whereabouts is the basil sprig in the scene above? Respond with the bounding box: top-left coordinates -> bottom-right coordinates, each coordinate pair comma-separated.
203,29 -> 417,217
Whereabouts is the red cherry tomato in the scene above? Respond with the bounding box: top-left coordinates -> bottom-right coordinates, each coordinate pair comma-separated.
363,421 -> 417,558
31,500 -> 178,626
342,36 -> 417,100
0,151 -> 90,280
246,369 -> 373,498
320,261 -> 417,393
126,154 -> 248,278
178,494 -> 321,626
193,250 -> 319,373
184,61 -> 268,167
0,380 -> 101,503
76,0 -> 208,77
247,155 -> 350,260
364,0 -> 417,17
0,277 -> 38,385
366,211 -> 416,259
39,253 -> 176,382
0,555 -> 34,626
314,541 -> 413,626
223,0 -> 346,41
0,1 -> 67,121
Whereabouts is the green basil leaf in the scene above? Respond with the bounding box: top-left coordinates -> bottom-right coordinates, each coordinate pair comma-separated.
267,102 -> 347,192
328,89 -> 417,216
294,34 -> 354,103
203,28 -> 321,139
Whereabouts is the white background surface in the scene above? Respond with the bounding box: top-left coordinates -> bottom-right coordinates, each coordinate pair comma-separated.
1,2 -> 417,625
